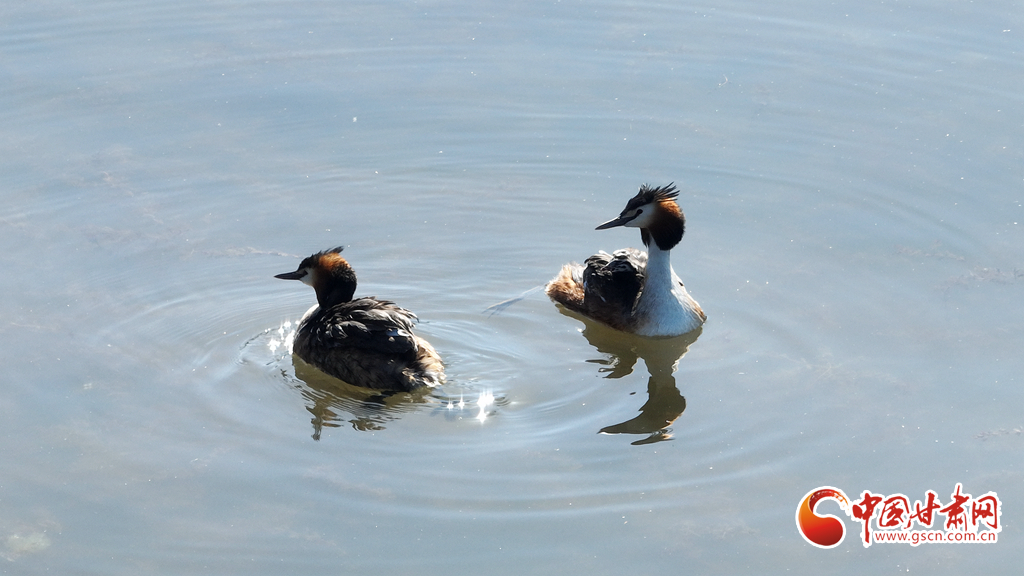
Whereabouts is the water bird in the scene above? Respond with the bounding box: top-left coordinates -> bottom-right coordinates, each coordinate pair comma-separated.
546,183 -> 706,337
275,247 -> 444,391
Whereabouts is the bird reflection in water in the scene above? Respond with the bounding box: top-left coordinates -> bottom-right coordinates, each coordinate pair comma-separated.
293,359 -> 502,440
557,307 -> 701,445
291,357 -> 430,439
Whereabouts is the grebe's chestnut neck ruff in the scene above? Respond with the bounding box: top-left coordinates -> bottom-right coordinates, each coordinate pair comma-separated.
546,183 -> 705,337
275,246 -> 444,391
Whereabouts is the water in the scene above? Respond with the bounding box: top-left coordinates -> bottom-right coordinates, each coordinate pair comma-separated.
2,0 -> 1022,573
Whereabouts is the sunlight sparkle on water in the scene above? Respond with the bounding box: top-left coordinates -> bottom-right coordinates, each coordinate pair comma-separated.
267,320 -> 295,354
443,392 -> 493,423
476,390 -> 495,422
446,395 -> 466,411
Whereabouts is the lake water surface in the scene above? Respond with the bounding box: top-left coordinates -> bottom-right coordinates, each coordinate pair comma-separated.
2,0 -> 1022,573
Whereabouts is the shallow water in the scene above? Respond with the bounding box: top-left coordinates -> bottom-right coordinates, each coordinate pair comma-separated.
2,0 -> 1022,573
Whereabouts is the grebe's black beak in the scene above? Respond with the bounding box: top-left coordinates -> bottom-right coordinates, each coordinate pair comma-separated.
595,213 -> 636,230
275,270 -> 306,281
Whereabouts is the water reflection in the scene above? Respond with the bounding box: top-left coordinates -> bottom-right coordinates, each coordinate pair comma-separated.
558,307 -> 701,445
290,361 -> 504,438
292,358 -> 431,439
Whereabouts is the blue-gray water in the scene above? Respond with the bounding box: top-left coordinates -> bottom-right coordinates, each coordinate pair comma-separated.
2,0 -> 1021,573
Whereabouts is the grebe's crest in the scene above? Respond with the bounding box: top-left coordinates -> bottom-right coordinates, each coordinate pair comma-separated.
624,183 -> 679,212
313,245 -> 345,260
301,245 -> 347,272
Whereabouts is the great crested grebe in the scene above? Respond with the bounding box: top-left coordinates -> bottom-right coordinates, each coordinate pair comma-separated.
275,246 -> 444,391
546,183 -> 706,337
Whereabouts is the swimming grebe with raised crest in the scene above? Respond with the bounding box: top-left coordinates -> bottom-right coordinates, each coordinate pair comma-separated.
275,246 -> 444,391
546,183 -> 706,337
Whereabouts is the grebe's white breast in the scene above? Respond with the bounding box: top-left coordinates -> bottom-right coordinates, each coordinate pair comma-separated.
632,244 -> 704,337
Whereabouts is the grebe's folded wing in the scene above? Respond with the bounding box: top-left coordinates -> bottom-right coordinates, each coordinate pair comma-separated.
308,298 -> 419,355
582,248 -> 645,310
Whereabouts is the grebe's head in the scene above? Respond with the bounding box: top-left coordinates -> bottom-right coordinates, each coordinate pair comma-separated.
275,246 -> 357,307
596,183 -> 685,251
